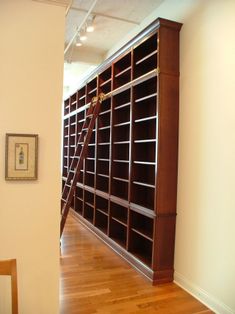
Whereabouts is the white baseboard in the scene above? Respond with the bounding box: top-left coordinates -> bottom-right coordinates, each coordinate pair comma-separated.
174,272 -> 234,314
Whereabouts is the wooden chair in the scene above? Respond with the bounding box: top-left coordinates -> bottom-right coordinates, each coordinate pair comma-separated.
0,259 -> 18,314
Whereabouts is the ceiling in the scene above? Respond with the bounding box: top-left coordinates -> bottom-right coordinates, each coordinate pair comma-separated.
33,0 -> 164,98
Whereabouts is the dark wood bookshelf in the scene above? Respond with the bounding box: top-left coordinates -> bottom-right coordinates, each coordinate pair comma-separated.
62,17 -> 182,284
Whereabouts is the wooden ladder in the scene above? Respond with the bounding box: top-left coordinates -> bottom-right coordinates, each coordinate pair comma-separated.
60,93 -> 105,237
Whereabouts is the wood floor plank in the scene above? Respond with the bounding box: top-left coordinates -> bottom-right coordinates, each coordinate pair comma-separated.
60,215 -> 214,314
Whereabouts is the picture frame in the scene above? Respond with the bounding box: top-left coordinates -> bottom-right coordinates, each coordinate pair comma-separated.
5,133 -> 38,180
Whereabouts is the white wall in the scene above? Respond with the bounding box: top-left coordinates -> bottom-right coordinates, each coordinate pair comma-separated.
0,1 -> 65,313
107,0 -> 235,313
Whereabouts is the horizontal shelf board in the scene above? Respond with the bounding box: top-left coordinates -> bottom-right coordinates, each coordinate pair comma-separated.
134,115 -> 157,123
98,125 -> 110,130
113,141 -> 130,145
85,201 -> 94,208
70,121 -> 76,126
88,143 -> 96,146
98,158 -> 110,162
130,203 -> 155,219
110,195 -> 129,208
98,142 -> 110,145
135,49 -> 158,65
86,157 -> 95,160
69,133 -> 76,136
97,173 -> 109,178
99,109 -> 111,116
76,196 -> 83,202
111,217 -> 127,227
134,139 -> 156,143
135,92 -> 157,103
64,125 -> 69,128
131,228 -> 153,242
133,181 -> 155,188
114,102 -> 131,111
113,159 -> 129,163
86,171 -> 95,175
112,176 -> 129,183
88,87 -> 97,94
79,95 -> 86,100
96,208 -> 108,216
133,161 -> 155,165
99,78 -> 112,87
64,135 -> 69,138
114,121 -> 130,127
78,118 -> 85,123
115,66 -> 131,78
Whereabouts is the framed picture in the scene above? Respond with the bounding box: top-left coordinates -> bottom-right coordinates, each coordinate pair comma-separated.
5,133 -> 38,180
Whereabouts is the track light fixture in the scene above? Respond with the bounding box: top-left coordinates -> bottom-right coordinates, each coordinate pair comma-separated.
75,35 -> 82,47
86,15 -> 95,32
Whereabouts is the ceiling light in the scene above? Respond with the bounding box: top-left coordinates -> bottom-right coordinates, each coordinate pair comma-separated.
80,29 -> 87,41
75,36 -> 82,47
86,15 -> 95,32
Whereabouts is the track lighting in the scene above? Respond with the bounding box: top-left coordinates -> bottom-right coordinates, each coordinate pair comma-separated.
79,29 -> 87,41
86,15 -> 95,32
75,36 -> 82,47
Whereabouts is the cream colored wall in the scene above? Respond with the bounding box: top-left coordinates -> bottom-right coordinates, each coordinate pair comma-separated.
107,0 -> 235,313
0,1 -> 64,313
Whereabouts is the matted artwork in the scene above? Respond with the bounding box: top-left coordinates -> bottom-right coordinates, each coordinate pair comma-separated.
5,133 -> 38,180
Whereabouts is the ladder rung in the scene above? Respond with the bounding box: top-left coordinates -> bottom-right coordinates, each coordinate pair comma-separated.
61,198 -> 67,202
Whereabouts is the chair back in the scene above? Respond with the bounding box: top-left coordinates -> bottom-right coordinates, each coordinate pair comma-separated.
0,259 -> 18,314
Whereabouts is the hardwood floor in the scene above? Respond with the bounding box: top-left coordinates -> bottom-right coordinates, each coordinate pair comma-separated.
60,214 -> 213,314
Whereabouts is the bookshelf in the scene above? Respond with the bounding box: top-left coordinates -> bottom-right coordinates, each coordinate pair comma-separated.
62,18 -> 182,284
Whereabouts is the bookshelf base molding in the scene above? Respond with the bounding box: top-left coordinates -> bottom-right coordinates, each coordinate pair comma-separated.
71,209 -> 173,285
62,17 -> 182,285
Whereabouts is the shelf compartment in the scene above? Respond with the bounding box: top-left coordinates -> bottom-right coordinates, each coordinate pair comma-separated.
64,99 -> 70,115
112,161 -> 129,181
95,195 -> 109,215
87,145 -> 95,159
112,141 -> 129,161
111,178 -> 128,201
84,171 -> 94,187
114,52 -> 131,89
113,123 -> 130,142
130,211 -> 154,240
97,144 -> 110,160
95,210 -> 108,234
99,66 -> 111,94
133,33 -> 158,79
70,92 -> 77,112
98,127 -> 110,143
113,100 -> 130,125
85,159 -> 95,173
84,203 -> 94,224
96,175 -> 109,193
100,98 -> 111,113
84,190 -> 94,207
113,89 -> 130,111
109,219 -> 127,248
97,159 -> 109,176
131,183 -> 154,211
132,162 -> 155,186
129,231 -> 153,267
110,202 -> 127,225
98,110 -> 110,128
77,86 -> 86,108
134,52 -> 157,79
75,197 -> 83,215
86,77 -> 97,103
132,141 -> 156,163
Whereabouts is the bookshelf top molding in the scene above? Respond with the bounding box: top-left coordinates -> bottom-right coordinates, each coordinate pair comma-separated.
65,17 -> 182,99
